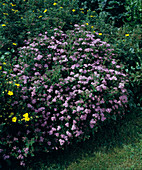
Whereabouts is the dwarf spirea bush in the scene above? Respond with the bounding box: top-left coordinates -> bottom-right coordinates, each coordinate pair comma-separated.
0,24 -> 129,166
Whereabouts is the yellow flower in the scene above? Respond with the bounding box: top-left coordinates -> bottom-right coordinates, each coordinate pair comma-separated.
125,34 -> 129,36
10,3 -> 16,6
90,15 -> 94,17
80,8 -> 84,10
9,112 -> 14,118
72,9 -> 75,12
21,113 -> 30,121
60,7 -> 63,9
81,11 -> 84,14
13,43 -> 17,45
24,117 -> 30,121
3,62 -> 6,65
86,23 -> 89,25
15,83 -> 20,87
94,31 -> 95,33
14,10 -> 18,13
91,26 -> 94,28
23,113 -> 29,118
99,33 -> 102,35
39,16 -> 42,18
33,10 -> 34,12
3,3 -> 5,5
3,13 -> 8,15
12,9 -> 15,11
12,117 -> 17,122
8,91 -> 13,96
2,24 -> 6,27
21,17 -> 23,19
0,115 -> 2,117
53,3 -> 57,5
0,66 -> 2,70
44,9 -> 47,13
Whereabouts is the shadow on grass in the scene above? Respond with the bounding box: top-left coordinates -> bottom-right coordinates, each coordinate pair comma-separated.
1,107 -> 142,170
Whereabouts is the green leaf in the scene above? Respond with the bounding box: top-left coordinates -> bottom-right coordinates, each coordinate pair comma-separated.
111,115 -> 116,121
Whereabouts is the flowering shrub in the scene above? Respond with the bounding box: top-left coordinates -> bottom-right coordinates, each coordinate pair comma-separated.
0,24 -> 129,166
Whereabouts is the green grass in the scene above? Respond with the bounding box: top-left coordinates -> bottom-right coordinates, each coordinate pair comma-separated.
2,107 -> 141,169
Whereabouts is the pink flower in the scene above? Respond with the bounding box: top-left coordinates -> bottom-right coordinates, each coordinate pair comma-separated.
47,141 -> 51,146
118,83 -> 125,88
54,133 -> 59,137
92,113 -> 99,118
51,117 -> 56,121
96,86 -> 102,92
65,122 -> 69,127
36,55 -> 43,60
3,155 -> 10,160
78,48 -> 83,51
119,95 -> 128,103
75,130 -> 83,137
57,126 -> 61,131
80,114 -> 87,120
112,60 -> 116,64
74,24 -> 79,27
84,48 -> 93,52
48,130 -> 53,135
32,99 -> 36,104
73,120 -> 77,124
59,139 -> 65,146
106,108 -> 112,113
78,38 -> 83,41
63,102 -> 68,107
66,131 -> 72,137
59,116 -> 65,121
112,76 -> 117,80
90,124 -> 94,128
60,49 -> 65,53
27,103 -> 33,108
44,64 -> 48,67
71,124 -> 76,130
76,106 -> 84,112
13,146 -> 17,150
101,116 -> 106,121
13,137 -> 18,141
20,161 -> 25,166
116,65 -> 121,68
90,119 -> 96,124
52,97 -> 57,102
